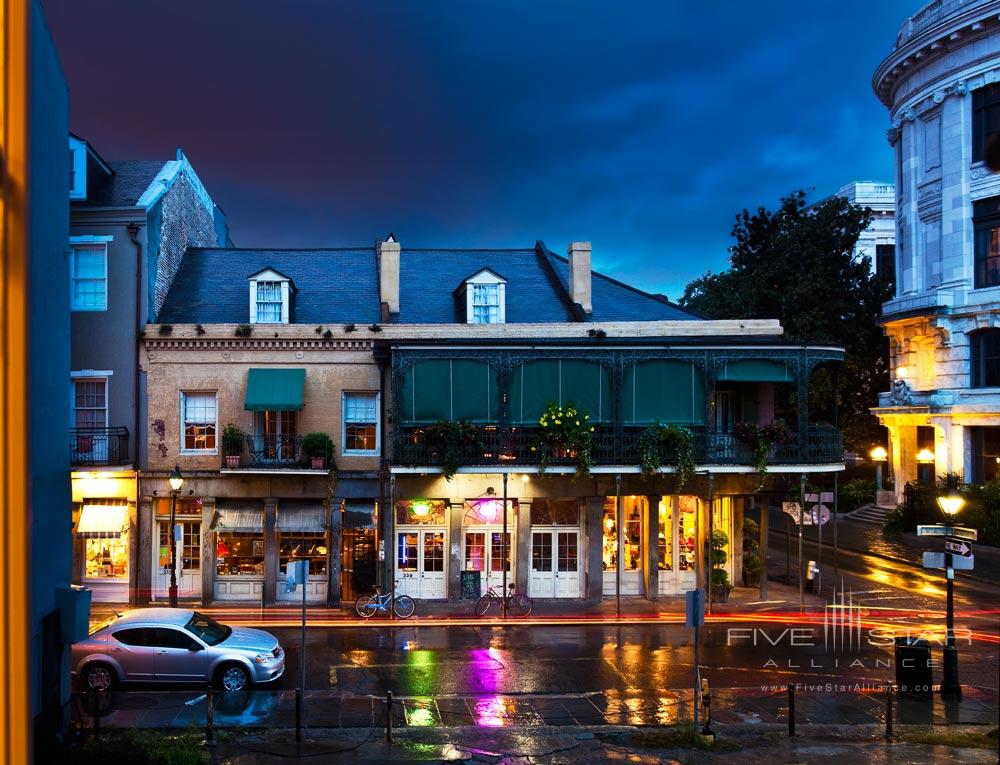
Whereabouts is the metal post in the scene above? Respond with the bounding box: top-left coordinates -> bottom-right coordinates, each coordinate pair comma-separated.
798,474 -> 805,613
168,490 -> 178,608
206,683 -> 215,746
759,495 -> 768,601
875,462 -> 883,492
706,473 -> 714,615
941,553 -> 961,697
787,684 -> 795,737
300,562 -> 307,701
502,472 -> 508,619
817,483 -> 823,598
386,690 -> 393,745
693,620 -> 700,730
785,512 -> 790,584
615,474 -> 622,620
295,688 -> 302,742
885,684 -> 893,741
389,476 -> 395,621
832,473 -> 839,589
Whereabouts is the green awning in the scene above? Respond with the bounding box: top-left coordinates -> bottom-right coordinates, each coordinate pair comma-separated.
718,360 -> 793,383
510,360 -> 610,423
624,360 -> 705,424
244,368 -> 305,411
402,360 -> 497,424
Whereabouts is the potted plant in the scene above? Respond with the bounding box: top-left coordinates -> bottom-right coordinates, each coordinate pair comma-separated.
710,529 -> 731,604
637,423 -> 696,489
301,432 -> 333,470
742,516 -> 761,587
532,401 -> 594,477
423,420 -> 481,480
221,423 -> 245,468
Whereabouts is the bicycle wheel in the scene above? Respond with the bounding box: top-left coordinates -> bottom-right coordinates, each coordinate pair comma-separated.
509,593 -> 532,617
355,595 -> 377,618
393,595 -> 416,619
474,594 -> 492,617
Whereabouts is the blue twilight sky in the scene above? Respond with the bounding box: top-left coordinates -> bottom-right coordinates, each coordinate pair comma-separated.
42,0 -> 915,300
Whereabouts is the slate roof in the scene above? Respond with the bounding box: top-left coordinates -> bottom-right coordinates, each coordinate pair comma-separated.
157,248 -> 381,324
75,160 -> 167,208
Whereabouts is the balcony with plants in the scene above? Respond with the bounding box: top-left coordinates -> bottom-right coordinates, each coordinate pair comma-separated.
221,423 -> 334,472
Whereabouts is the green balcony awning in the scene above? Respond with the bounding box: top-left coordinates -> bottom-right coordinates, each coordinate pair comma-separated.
718,360 -> 793,383
244,368 -> 306,411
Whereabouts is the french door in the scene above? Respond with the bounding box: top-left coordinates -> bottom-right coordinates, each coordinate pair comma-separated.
529,530 -> 581,598
396,530 -> 446,599
153,520 -> 201,600
463,529 -> 512,596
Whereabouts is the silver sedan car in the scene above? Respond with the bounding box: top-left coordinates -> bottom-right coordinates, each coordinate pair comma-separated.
72,608 -> 284,692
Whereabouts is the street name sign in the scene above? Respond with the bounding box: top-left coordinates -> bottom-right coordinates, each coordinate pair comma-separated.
922,551 -> 975,570
917,525 -> 978,541
944,537 -> 973,557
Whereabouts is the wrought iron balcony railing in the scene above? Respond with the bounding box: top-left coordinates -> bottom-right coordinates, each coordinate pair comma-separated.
222,434 -> 334,471
70,427 -> 130,466
392,424 -> 843,469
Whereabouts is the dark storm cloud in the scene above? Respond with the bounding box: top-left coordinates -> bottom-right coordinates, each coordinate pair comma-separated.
42,0 -> 913,299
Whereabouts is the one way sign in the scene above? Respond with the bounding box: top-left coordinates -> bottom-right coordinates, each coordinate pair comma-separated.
945,537 -> 973,557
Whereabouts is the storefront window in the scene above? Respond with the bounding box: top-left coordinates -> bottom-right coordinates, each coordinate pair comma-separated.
712,497 -> 732,568
85,535 -> 128,578
678,496 -> 697,571
279,532 -> 328,576
157,522 -> 201,573
216,532 -> 264,576
657,499 -> 672,571
529,499 -> 579,525
396,500 -> 447,525
602,497 -> 642,571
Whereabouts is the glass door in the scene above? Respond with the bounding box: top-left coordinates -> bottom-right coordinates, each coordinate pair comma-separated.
153,520 -> 201,600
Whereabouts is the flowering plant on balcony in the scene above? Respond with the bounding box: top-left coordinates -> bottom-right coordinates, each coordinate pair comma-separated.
532,401 -> 594,477
733,419 -> 792,488
423,420 -> 482,481
637,424 -> 695,489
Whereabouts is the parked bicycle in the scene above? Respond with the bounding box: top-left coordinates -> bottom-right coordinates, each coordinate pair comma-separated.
355,586 -> 416,619
474,582 -> 532,617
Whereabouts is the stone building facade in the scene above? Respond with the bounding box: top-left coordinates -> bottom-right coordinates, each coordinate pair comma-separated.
872,0 -> 1000,500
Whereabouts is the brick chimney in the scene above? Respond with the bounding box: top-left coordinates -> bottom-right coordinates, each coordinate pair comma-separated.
378,234 -> 400,319
567,241 -> 592,314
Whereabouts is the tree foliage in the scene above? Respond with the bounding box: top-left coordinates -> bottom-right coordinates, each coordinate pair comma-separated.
679,190 -> 893,452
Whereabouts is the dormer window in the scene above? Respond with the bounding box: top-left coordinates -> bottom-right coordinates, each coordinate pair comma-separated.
69,135 -> 88,200
458,268 -> 506,324
249,268 -> 293,324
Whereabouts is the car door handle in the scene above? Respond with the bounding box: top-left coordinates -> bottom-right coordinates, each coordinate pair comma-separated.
156,650 -> 169,655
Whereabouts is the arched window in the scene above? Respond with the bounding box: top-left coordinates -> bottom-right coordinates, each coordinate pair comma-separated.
970,329 -> 1000,388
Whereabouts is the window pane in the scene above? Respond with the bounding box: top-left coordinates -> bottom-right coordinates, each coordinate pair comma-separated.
465,532 -> 485,571
256,281 -> 282,322
279,531 -> 328,576
532,533 -> 552,572
397,533 -> 418,571
215,531 -> 264,576
423,533 -> 444,572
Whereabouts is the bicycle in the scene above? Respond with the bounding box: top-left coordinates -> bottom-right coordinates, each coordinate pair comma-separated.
355,586 -> 416,619
474,582 -> 532,617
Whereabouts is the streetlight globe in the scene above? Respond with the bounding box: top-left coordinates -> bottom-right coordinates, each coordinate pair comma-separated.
870,446 -> 888,461
937,490 -> 965,517
916,448 -> 936,464
168,465 -> 184,492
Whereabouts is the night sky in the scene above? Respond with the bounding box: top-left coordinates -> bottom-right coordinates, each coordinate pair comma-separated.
42,1 -> 914,300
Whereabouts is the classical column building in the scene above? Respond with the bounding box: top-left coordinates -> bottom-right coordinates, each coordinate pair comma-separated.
873,0 -> 1000,500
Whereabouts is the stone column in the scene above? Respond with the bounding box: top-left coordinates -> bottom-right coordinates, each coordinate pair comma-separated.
136,497 -> 154,605
516,498 -> 532,594
200,498 -> 215,605
889,424 -> 918,505
584,497 -> 603,603
644,495 -> 659,601
448,501 -> 463,602
327,499 -> 342,606
263,497 -> 278,605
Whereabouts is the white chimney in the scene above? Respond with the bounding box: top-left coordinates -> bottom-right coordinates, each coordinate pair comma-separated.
378,234 -> 400,317
567,241 -> 592,314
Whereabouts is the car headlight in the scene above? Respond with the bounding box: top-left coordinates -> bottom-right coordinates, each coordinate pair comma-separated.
254,652 -> 277,665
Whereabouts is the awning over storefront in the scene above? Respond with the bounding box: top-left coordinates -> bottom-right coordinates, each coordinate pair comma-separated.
343,500 -> 377,529
211,501 -> 264,532
244,368 -> 306,411
277,500 -> 328,532
77,503 -> 128,538
718,360 -> 794,383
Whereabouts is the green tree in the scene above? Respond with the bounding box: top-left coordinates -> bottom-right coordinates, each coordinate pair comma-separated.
679,190 -> 892,452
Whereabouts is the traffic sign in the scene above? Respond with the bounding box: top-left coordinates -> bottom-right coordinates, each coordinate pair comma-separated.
922,551 -> 975,570
944,537 -> 973,557
917,525 -> 978,541
685,588 -> 705,628
804,492 -> 834,504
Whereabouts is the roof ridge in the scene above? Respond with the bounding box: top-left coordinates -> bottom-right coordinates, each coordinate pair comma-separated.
186,246 -> 373,253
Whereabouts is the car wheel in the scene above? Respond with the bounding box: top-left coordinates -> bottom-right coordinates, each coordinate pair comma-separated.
83,662 -> 115,692
216,663 -> 251,693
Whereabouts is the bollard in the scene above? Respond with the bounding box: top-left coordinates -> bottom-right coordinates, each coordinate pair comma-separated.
294,688 -> 302,742
206,683 -> 215,747
386,690 -> 393,746
787,684 -> 795,737
91,687 -> 100,741
885,684 -> 893,741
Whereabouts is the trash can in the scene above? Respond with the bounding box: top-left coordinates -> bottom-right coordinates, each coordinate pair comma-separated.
894,637 -> 933,697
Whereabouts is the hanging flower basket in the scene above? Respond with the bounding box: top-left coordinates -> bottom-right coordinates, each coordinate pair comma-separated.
424,420 -> 482,481
733,420 -> 792,489
637,423 -> 696,489
532,401 -> 594,477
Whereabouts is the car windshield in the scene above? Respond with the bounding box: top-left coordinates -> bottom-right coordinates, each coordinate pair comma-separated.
184,612 -> 232,646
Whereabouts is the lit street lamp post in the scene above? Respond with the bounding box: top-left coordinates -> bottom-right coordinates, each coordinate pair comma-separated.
936,480 -> 965,699
870,446 -> 887,497
168,465 -> 184,608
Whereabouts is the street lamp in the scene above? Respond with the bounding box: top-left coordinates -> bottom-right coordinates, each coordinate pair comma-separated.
916,448 -> 935,485
936,479 -> 965,699
168,465 -> 183,608
870,446 -> 888,493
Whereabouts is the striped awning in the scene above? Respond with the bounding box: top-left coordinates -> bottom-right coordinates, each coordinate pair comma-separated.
277,501 -> 327,532
211,501 -> 263,532
77,503 -> 128,539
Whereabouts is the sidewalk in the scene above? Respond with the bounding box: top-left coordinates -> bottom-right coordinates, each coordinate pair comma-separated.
88,580 -> 824,630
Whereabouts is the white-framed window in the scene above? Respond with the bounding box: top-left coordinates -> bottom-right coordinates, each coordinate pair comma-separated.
70,241 -> 109,311
73,377 -> 108,428
181,391 -> 218,453
342,392 -> 379,455
249,269 -> 291,323
463,269 -> 506,324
